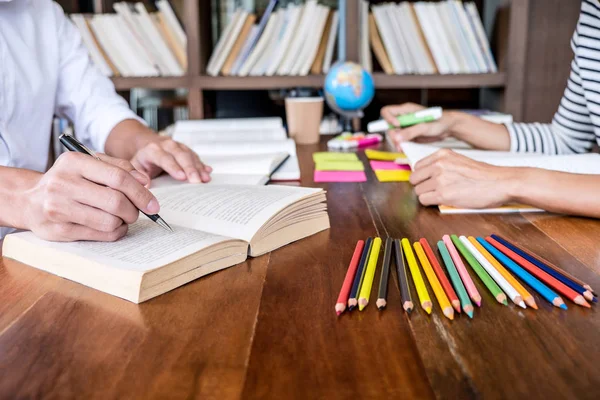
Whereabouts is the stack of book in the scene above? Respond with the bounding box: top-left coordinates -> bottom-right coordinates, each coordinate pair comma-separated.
207,0 -> 339,77
367,0 -> 498,75
71,1 -> 187,77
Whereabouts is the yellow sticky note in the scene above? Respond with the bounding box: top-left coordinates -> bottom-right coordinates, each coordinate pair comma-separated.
313,152 -> 359,163
365,149 -> 406,161
375,170 -> 411,182
315,160 -> 365,171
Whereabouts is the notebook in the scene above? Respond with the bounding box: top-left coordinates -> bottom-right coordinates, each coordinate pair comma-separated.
169,118 -> 301,181
3,184 -> 329,303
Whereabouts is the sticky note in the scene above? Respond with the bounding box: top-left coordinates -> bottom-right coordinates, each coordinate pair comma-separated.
313,152 -> 359,163
375,170 -> 411,182
314,170 -> 367,182
315,160 -> 365,171
365,149 -> 406,161
370,161 -> 411,171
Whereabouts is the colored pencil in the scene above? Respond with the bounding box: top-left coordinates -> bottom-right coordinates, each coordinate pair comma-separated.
438,241 -> 474,318
335,240 -> 365,315
420,238 -> 460,313
414,242 -> 454,320
477,238 -> 566,309
469,237 -> 538,309
348,237 -> 373,311
442,235 -> 482,307
358,238 -> 382,311
394,239 -> 414,313
486,237 -> 590,308
376,238 -> 394,310
451,235 -> 507,306
492,234 -> 596,302
460,236 -> 525,308
401,238 -> 432,313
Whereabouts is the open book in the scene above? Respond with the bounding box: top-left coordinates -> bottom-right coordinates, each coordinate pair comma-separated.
168,117 -> 301,181
3,185 -> 329,303
402,141 -> 600,214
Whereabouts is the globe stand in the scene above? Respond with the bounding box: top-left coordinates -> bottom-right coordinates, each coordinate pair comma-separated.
328,102 -> 364,134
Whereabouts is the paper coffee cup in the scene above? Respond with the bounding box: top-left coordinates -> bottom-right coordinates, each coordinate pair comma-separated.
285,97 -> 324,144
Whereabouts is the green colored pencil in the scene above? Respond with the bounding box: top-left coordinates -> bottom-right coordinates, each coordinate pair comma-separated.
451,235 -> 507,305
437,241 -> 474,318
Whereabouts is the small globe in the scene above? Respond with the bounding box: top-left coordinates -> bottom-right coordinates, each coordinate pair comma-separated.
324,61 -> 375,114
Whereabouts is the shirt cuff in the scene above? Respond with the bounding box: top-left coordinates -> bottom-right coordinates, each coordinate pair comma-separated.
86,108 -> 147,153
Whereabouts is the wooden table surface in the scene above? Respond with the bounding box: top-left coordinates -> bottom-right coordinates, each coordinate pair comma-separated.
1,140 -> 599,399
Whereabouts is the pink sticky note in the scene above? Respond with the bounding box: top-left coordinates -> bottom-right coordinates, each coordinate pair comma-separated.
370,161 -> 411,171
314,170 -> 367,182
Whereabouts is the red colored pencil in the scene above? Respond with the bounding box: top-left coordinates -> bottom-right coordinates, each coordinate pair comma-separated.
486,237 -> 591,308
335,240 -> 365,315
420,238 -> 461,313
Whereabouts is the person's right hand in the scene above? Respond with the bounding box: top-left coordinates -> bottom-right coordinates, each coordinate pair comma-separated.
23,152 -> 160,242
380,102 -> 455,149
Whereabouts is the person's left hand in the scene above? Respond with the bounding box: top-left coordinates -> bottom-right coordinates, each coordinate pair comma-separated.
409,149 -> 517,209
130,138 -> 212,183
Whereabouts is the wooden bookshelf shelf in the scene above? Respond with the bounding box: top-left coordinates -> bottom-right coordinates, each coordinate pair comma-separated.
194,75 -> 326,90
373,72 -> 507,89
111,76 -> 190,90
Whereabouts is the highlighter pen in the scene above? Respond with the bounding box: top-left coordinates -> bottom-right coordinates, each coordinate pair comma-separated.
367,106 -> 443,133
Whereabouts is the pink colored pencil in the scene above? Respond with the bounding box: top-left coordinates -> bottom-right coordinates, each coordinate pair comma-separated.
335,240 -> 365,315
442,235 -> 482,307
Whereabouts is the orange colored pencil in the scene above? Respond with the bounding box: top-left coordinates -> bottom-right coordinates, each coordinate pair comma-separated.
335,240 -> 365,315
419,238 -> 460,313
443,235 -> 482,306
468,237 -> 538,310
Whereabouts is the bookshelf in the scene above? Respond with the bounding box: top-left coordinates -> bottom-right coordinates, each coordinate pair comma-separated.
86,0 -> 530,120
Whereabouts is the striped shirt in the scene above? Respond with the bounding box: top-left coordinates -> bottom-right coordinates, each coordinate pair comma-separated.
506,0 -> 600,154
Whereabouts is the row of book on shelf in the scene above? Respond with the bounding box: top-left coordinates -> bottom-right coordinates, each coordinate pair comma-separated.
365,1 -> 498,75
209,0 -> 497,77
71,1 -> 187,77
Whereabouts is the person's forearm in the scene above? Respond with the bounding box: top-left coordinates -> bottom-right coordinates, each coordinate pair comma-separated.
446,111 -> 511,151
0,167 -> 41,229
104,119 -> 160,160
506,168 -> 600,218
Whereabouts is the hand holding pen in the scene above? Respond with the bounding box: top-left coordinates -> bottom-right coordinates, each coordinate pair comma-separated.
18,134 -> 171,242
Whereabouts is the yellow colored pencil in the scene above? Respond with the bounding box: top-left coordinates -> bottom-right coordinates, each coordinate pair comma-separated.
414,242 -> 454,320
401,238 -> 432,314
358,238 -> 382,311
468,237 -> 538,310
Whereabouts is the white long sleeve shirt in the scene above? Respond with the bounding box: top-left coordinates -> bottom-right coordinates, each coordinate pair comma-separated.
0,0 -> 142,174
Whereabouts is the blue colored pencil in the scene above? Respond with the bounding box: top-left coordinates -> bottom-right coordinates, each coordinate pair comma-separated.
348,237 -> 373,311
477,238 -> 567,309
491,234 -> 596,302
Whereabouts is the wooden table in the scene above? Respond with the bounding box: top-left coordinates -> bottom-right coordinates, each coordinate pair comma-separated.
1,141 -> 599,399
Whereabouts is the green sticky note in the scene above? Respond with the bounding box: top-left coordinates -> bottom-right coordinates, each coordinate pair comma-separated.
313,152 -> 359,163
315,160 -> 365,171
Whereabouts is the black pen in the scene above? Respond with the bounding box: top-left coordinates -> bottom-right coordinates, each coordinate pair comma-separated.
59,133 -> 173,232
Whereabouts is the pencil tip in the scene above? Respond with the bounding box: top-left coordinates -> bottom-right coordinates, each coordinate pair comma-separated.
376,299 -> 387,309
560,304 -> 568,310
452,300 -> 461,313
575,296 -> 591,308
425,306 -> 432,314
466,310 -> 474,319
525,298 -> 538,309
583,291 -> 594,301
518,301 -> 526,309
475,300 -> 482,307
358,305 -> 365,311
336,311 -> 342,316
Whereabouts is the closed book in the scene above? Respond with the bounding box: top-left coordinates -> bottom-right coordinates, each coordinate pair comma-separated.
206,9 -> 243,76
155,12 -> 187,70
222,14 -> 257,76
156,0 -> 186,50
265,5 -> 301,76
89,16 -> 133,76
413,3 -> 450,74
322,10 -> 339,73
368,13 -> 393,75
465,2 -> 498,72
449,0 -> 487,72
310,10 -> 334,75
278,0 -> 317,75
71,14 -> 115,77
239,12 -> 280,76
297,6 -> 330,76
404,3 -> 437,74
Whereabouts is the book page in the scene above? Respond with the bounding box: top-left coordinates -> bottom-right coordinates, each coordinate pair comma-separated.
189,139 -> 297,157
151,184 -> 323,242
402,142 -> 600,174
11,220 -> 236,272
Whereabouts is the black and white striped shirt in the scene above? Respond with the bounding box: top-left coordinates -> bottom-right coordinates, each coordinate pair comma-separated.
506,0 -> 600,154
